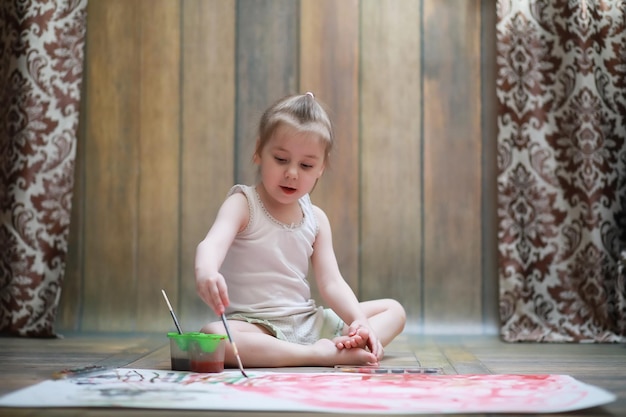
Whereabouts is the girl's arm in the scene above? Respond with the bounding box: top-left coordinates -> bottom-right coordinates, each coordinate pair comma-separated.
310,205 -> 381,356
195,192 -> 249,315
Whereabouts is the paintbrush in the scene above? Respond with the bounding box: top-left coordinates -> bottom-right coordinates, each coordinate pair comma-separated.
161,289 -> 183,334
52,365 -> 112,380
221,313 -> 248,378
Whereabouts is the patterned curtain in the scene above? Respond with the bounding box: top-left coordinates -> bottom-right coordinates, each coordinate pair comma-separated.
0,0 -> 88,336
497,1 -> 626,342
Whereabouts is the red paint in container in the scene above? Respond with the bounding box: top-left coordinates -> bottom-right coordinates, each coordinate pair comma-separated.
190,360 -> 224,373
189,333 -> 227,374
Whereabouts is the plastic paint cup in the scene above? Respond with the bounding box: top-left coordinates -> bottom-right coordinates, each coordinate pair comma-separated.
167,332 -> 192,371
189,333 -> 227,373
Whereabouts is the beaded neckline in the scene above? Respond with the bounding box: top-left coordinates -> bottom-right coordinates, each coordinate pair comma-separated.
254,188 -> 305,230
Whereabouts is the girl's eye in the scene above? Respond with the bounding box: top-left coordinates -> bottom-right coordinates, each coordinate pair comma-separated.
301,164 -> 313,169
274,156 -> 287,163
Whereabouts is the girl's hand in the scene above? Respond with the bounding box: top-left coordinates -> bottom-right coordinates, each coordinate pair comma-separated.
195,271 -> 229,315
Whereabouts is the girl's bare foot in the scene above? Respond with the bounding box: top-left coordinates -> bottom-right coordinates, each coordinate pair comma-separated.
333,327 -> 370,350
313,339 -> 377,366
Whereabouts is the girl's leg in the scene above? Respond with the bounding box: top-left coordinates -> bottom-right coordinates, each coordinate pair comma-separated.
201,319 -> 377,368
360,298 -> 406,346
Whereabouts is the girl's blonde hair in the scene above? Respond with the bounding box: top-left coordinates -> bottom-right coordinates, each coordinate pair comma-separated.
255,92 -> 334,164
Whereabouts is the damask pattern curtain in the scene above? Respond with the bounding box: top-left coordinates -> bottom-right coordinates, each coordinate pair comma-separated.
0,0 -> 87,336
497,1 -> 626,342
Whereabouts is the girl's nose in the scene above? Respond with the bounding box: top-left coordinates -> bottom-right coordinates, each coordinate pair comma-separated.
286,165 -> 298,179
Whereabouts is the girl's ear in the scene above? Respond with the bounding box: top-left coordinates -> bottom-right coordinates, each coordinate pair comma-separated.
253,138 -> 261,164
317,163 -> 325,178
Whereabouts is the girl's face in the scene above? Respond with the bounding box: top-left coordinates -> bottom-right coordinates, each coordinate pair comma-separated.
255,123 -> 326,205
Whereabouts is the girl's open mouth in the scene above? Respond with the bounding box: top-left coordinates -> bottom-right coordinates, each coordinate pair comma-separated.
281,186 -> 297,195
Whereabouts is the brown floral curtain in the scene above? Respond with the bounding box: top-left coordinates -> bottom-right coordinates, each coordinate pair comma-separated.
0,0 -> 88,336
497,1 -> 626,342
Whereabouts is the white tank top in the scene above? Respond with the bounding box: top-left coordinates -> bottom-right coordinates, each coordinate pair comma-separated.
221,185 -> 319,318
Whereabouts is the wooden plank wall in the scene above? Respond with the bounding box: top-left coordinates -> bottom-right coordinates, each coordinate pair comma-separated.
58,0 -> 498,335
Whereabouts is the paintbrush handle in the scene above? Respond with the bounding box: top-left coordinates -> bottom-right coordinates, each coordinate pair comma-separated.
162,289 -> 184,334
220,314 -> 234,343
221,314 -> 248,377
170,311 -> 183,334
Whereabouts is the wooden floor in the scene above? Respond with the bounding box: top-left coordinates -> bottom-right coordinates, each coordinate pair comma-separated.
0,332 -> 624,416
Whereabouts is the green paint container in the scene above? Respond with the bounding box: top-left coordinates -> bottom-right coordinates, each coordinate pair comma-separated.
167,332 -> 227,373
167,332 -> 192,371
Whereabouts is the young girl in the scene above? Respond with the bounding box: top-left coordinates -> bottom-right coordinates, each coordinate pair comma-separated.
195,92 -> 406,368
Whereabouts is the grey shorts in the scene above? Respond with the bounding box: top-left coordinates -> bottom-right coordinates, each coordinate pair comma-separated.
228,307 -> 344,345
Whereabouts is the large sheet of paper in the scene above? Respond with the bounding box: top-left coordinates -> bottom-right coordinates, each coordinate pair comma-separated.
0,369 -> 615,414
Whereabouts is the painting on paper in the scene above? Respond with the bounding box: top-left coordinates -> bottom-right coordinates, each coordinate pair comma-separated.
0,369 -> 615,414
